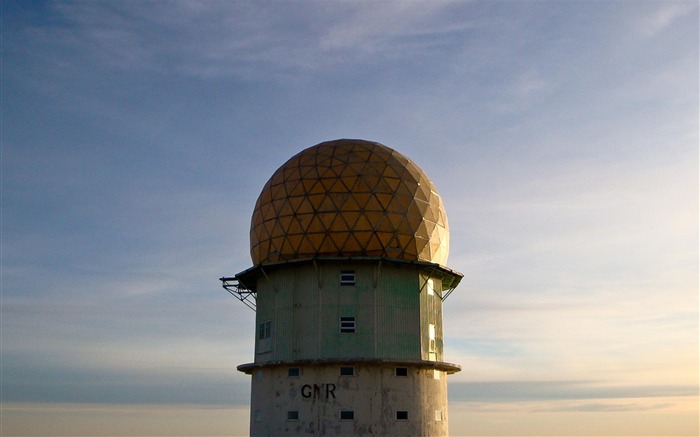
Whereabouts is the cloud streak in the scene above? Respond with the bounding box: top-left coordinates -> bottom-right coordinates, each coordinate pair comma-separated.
18,1 -> 478,80
450,380 -> 698,403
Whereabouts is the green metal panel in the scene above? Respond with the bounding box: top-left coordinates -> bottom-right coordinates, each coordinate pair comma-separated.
418,273 -> 444,361
253,275 -> 274,360
375,264 -> 421,360
254,260 -> 445,363
434,277 -> 445,358
291,264 -> 319,360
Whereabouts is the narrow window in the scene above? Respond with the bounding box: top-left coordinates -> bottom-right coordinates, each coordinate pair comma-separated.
340,366 -> 355,376
254,410 -> 263,422
340,316 -> 356,333
426,278 -> 434,295
287,410 -> 299,421
340,270 -> 355,286
288,367 -> 300,377
395,367 -> 408,377
257,320 -> 272,353
340,410 -> 354,420
428,323 -> 436,353
396,410 -> 409,420
434,410 -> 443,422
259,321 -> 271,340
255,370 -> 263,381
433,369 -> 442,380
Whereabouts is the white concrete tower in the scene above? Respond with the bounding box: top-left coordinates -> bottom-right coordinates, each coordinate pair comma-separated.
221,139 -> 462,436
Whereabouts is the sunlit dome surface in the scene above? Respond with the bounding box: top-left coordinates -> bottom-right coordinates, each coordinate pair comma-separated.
250,139 -> 449,266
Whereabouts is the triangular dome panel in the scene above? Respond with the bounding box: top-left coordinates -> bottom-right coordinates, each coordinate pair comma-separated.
249,139 -> 450,266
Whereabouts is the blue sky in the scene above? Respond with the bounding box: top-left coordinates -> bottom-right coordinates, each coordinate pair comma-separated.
2,1 -> 698,436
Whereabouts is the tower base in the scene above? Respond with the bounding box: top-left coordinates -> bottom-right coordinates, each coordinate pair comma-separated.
240,359 -> 458,436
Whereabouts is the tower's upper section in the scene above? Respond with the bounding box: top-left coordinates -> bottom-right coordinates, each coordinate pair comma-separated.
250,139 -> 449,266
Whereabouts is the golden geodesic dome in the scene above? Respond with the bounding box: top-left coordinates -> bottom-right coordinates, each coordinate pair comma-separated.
250,139 -> 449,266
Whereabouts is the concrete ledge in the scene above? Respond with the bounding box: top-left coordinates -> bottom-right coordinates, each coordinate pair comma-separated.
237,358 -> 461,374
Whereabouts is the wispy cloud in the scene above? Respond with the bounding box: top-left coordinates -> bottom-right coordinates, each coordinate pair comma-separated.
21,1 -> 476,79
632,1 -> 697,38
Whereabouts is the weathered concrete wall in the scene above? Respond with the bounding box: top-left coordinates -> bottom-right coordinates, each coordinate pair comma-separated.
248,363 -> 450,436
